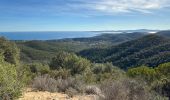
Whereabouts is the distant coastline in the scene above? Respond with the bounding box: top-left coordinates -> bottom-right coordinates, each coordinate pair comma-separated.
0,29 -> 162,40
0,31 -> 99,40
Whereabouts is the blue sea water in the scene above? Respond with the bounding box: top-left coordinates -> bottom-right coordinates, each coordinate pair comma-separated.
0,31 -> 100,40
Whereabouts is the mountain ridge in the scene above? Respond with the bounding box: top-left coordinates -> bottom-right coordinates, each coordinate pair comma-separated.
78,32 -> 170,69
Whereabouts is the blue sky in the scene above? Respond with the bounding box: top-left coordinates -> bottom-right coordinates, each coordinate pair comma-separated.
0,0 -> 170,31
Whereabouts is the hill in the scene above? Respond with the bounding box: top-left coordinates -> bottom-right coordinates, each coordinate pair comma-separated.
157,30 -> 170,37
78,34 -> 170,69
63,32 -> 147,44
15,32 -> 147,63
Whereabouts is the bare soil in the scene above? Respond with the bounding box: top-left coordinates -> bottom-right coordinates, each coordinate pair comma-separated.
18,88 -> 98,100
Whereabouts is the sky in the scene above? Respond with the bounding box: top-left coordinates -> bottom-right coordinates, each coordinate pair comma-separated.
0,0 -> 170,32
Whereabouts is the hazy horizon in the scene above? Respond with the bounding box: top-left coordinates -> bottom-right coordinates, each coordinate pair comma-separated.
0,29 -> 166,33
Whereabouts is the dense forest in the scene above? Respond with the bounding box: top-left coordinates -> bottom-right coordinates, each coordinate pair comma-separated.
15,32 -> 147,63
79,32 -> 170,69
0,31 -> 170,99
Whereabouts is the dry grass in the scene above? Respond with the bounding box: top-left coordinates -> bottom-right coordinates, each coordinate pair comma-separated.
32,75 -> 85,97
100,78 -> 152,100
32,74 -> 58,92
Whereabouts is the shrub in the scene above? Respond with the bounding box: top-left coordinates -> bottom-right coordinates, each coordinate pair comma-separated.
92,63 -> 113,74
65,87 -> 78,97
152,78 -> 170,99
0,37 -> 20,65
17,64 -> 33,85
0,37 -> 24,99
0,55 -> 22,99
32,75 -> 84,97
80,69 -> 97,84
49,52 -> 91,75
56,77 -> 84,93
92,63 -> 125,82
99,78 -> 163,100
29,63 -> 50,75
50,68 -> 71,79
32,74 -> 58,92
85,85 -> 102,96
156,62 -> 170,78
127,66 -> 158,83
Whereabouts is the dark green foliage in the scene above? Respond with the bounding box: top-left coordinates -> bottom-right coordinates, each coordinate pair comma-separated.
16,40 -> 93,63
92,63 -> 125,82
28,63 -> 50,75
0,37 -> 20,65
1,32 -> 168,99
92,63 -> 113,74
152,78 -> 170,99
127,63 -> 170,83
127,62 -> 170,99
0,55 -> 21,99
15,32 -> 146,63
79,34 -> 170,69
17,64 -> 33,85
0,37 -> 22,99
49,52 -> 91,75
154,63 -> 170,99
50,68 -> 71,79
49,52 -> 125,83
157,30 -> 170,38
127,66 -> 158,83
70,32 -> 146,44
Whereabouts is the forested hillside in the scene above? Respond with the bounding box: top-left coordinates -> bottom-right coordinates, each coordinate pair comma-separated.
157,30 -> 170,37
79,33 -> 170,69
15,32 -> 147,63
64,32 -> 146,43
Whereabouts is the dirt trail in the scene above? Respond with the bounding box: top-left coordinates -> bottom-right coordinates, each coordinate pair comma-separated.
18,88 -> 98,100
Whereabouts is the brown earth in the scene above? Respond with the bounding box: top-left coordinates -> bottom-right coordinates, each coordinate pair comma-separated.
18,88 -> 98,100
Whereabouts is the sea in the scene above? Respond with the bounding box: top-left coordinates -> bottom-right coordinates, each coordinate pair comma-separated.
0,31 -> 100,40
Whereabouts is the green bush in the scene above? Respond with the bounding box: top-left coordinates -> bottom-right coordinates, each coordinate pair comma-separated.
49,52 -> 91,75
0,37 -> 23,99
0,37 -> 20,65
152,78 -> 170,99
92,63 -> 112,74
92,63 -> 125,82
127,66 -> 158,83
50,68 -> 71,79
156,62 -> 170,78
17,64 -> 33,85
127,63 -> 170,99
80,69 -> 96,84
28,63 -> 50,75
0,55 -> 22,99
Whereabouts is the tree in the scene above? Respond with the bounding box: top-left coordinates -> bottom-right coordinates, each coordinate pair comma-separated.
49,52 -> 91,75
0,37 -> 20,65
28,63 -> 50,75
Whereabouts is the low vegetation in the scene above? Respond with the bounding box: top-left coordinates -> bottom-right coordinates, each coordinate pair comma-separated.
0,37 -> 23,99
0,32 -> 170,99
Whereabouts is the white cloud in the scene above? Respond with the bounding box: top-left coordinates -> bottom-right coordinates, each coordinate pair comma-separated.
76,0 -> 170,14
